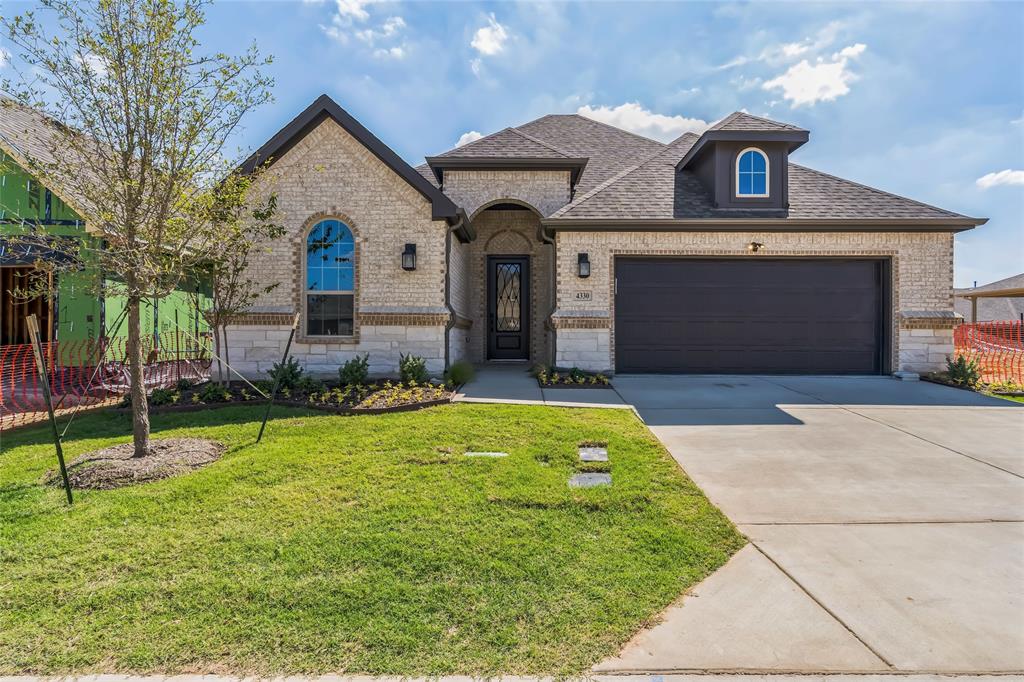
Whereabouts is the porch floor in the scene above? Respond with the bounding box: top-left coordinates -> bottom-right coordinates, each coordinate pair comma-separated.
455,364 -> 628,409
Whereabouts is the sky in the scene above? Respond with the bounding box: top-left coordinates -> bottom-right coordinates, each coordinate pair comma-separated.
4,0 -> 1023,287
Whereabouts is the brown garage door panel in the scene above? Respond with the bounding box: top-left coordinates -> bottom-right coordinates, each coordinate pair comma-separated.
614,258 -> 887,374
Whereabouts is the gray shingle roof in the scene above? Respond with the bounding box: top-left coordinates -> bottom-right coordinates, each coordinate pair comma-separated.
709,111 -> 807,133
554,135 -> 973,221
551,132 -> 701,219
954,274 -> 1024,322
786,165 -> 964,220
428,113 -> 665,196
434,127 -> 571,159
426,107 -> 981,225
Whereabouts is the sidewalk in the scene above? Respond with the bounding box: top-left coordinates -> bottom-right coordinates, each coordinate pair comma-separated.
455,364 -> 629,409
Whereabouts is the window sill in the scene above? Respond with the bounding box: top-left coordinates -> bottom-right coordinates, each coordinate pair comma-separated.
297,335 -> 359,346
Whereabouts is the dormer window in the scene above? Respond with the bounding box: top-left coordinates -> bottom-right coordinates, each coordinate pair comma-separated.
736,148 -> 769,197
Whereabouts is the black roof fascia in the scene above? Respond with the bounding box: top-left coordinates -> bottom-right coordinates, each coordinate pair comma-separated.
676,129 -> 810,171
424,156 -> 589,188
239,94 -> 459,221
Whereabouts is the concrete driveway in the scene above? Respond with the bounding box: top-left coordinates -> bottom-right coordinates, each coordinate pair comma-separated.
596,376 -> 1024,675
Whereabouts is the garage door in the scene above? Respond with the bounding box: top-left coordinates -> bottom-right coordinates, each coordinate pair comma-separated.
614,258 -> 888,374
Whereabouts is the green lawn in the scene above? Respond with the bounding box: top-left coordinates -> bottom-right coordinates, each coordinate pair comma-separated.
0,403 -> 743,676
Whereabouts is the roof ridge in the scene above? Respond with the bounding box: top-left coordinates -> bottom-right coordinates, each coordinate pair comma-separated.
508,126 -> 572,158
789,162 -> 965,218
550,162 -> 644,218
440,126 -> 515,155
712,110 -> 805,132
551,131 -> 698,218
709,111 -> 744,130
743,111 -> 804,130
567,113 -> 667,147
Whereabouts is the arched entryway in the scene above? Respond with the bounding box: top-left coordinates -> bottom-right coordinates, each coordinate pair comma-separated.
466,201 -> 554,365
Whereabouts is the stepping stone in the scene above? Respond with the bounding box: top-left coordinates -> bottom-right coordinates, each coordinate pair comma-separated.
578,446 -> 608,462
465,451 -> 508,457
569,473 -> 611,488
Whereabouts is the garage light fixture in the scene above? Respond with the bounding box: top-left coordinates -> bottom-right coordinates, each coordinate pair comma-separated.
747,241 -> 764,253
401,243 -> 417,271
577,252 -> 590,278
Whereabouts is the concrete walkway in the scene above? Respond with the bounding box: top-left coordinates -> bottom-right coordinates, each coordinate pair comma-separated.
596,375 -> 1024,675
455,364 -> 629,409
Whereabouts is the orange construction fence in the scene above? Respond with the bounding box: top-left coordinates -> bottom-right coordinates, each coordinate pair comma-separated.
953,321 -> 1023,384
1,331 -> 212,431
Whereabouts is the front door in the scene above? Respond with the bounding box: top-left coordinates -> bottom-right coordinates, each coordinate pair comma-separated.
487,255 -> 530,360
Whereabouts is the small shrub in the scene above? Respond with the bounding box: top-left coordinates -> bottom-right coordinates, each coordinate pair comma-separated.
296,374 -> 325,394
268,356 -> 303,390
445,361 -> 475,387
148,388 -> 179,406
175,378 -> 194,391
399,353 -> 429,384
198,381 -> 231,403
946,354 -> 981,387
569,367 -> 586,382
339,354 -> 370,385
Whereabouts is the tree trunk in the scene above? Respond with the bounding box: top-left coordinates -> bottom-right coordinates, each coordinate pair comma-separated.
214,321 -> 224,384
222,325 -> 232,388
127,295 -> 151,457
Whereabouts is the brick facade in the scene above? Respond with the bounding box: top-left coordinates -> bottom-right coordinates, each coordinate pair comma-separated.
228,110 -> 963,379
443,169 -> 571,218
229,116 -> 450,376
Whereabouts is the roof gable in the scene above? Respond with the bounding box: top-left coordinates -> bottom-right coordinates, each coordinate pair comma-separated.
709,111 -> 807,133
240,94 -> 458,220
433,127 -> 570,159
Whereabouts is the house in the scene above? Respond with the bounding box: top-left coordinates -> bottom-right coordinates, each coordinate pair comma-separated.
227,94 -> 986,377
0,99 -> 211,347
954,273 -> 1024,323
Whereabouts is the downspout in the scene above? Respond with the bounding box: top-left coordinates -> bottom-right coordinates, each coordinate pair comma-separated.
443,210 -> 467,372
536,222 -> 557,367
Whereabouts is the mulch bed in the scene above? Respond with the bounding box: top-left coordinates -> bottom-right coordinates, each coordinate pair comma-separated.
539,381 -> 614,390
128,381 -> 455,415
921,373 -> 1024,397
535,368 -> 613,389
47,438 -> 225,490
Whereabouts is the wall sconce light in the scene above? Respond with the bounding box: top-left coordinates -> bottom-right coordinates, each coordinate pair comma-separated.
401,243 -> 417,271
747,241 -> 764,253
577,252 -> 590,278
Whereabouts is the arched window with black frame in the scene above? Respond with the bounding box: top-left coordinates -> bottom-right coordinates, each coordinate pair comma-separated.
305,219 -> 355,336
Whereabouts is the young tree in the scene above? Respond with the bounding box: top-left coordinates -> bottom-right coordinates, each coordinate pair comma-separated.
202,186 -> 284,386
2,0 -> 274,456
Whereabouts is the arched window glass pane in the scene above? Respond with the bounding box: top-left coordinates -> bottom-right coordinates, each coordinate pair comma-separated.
737,150 -> 768,196
305,219 -> 355,336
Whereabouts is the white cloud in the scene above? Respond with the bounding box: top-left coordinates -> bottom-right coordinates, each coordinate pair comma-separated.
976,169 -> 1024,189
373,45 -> 406,59
471,14 -> 508,56
718,20 -> 847,70
356,16 -> 404,44
334,0 -> 376,22
576,103 -> 709,142
320,0 -> 406,57
455,131 -> 483,147
762,43 -> 867,107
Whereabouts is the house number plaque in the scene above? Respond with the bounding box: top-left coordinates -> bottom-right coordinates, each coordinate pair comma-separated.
574,291 -> 592,301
